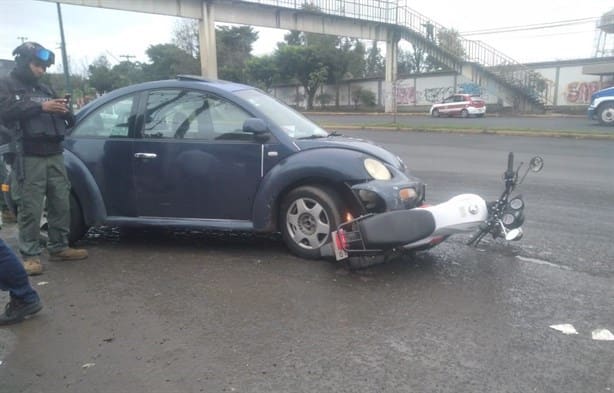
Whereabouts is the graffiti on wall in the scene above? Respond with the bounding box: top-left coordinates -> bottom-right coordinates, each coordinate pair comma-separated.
458,82 -> 482,96
395,85 -> 416,105
564,81 -> 614,104
423,86 -> 455,103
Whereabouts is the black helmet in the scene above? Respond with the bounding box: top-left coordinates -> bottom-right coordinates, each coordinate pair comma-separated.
12,42 -> 55,68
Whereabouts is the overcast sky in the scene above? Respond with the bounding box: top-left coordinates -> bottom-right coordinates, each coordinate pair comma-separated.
0,0 -> 612,75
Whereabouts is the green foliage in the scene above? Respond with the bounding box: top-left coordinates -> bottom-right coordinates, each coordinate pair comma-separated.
217,26 -> 259,82
88,56 -> 116,94
245,55 -> 279,90
143,44 -> 200,81
173,19 -> 200,58
365,41 -> 384,77
437,28 -> 466,59
351,87 -> 376,108
316,92 -> 333,109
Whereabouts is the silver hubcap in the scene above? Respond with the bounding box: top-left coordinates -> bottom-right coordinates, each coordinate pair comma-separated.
601,107 -> 614,124
286,197 -> 331,250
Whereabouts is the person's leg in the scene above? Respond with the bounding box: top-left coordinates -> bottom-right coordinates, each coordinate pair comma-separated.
0,238 -> 42,325
46,155 -> 87,261
16,156 -> 47,274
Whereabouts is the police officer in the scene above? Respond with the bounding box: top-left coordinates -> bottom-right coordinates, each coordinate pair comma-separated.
0,237 -> 42,325
0,42 -> 88,275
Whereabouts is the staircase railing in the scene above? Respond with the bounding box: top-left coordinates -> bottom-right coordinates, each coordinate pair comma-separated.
240,0 -> 551,106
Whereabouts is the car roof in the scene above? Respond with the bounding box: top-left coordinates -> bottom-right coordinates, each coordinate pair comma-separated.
77,75 -> 256,116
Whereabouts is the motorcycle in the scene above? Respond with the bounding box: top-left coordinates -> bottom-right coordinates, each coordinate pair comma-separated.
328,152 -> 544,263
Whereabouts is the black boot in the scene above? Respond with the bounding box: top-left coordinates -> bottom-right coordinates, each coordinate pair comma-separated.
0,297 -> 42,326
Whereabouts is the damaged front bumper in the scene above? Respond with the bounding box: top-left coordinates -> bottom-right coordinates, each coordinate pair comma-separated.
351,178 -> 425,214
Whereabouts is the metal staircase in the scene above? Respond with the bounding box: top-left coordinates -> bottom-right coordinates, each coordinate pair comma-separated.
240,0 -> 551,109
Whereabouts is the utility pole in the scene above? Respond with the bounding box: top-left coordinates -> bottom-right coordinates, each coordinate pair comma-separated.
56,3 -> 71,97
17,36 -> 28,44
119,54 -> 136,62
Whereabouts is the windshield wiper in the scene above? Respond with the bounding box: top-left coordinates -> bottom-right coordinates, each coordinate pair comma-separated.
328,131 -> 342,137
297,135 -> 327,140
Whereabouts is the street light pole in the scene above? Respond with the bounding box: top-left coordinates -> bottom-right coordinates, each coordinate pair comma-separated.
56,2 -> 71,96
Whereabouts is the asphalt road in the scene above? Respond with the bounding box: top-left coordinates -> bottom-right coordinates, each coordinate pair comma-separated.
306,113 -> 614,136
1,129 -> 613,393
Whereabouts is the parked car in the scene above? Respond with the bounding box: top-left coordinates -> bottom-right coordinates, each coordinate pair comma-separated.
429,94 -> 486,118
60,76 -> 425,259
587,86 -> 614,126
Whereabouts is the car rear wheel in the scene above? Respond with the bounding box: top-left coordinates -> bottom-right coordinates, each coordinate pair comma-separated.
280,185 -> 343,259
597,102 -> 614,125
432,109 -> 440,117
460,109 -> 469,118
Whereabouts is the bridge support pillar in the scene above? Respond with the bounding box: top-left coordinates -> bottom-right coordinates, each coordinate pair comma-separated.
384,33 -> 399,113
199,1 -> 218,79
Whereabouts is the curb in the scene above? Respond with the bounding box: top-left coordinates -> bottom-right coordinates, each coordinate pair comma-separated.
319,124 -> 614,140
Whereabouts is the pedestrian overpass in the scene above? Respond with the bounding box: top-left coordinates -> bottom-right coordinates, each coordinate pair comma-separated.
44,0 -> 549,112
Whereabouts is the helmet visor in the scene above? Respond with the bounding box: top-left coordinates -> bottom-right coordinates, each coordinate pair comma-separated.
35,48 -> 55,66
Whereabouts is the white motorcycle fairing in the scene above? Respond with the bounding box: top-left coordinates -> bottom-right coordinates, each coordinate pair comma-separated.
402,194 -> 488,249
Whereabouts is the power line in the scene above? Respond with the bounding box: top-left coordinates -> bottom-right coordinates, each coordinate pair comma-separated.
461,17 -> 598,36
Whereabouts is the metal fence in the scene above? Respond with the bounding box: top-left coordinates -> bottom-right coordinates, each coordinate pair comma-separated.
240,0 -> 549,105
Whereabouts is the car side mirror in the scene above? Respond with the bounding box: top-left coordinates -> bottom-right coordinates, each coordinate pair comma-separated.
243,118 -> 270,141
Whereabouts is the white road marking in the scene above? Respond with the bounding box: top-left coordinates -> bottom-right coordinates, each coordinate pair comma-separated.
516,256 -> 571,270
550,324 -> 578,335
592,329 -> 614,341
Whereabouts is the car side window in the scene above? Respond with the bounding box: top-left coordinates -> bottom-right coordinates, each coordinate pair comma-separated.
454,95 -> 465,102
141,89 -> 253,141
443,96 -> 454,103
72,96 -> 135,138
207,95 -> 253,141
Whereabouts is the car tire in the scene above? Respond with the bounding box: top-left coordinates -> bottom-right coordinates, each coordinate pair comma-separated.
68,193 -> 88,246
279,185 -> 343,259
432,109 -> 440,117
460,109 -> 469,118
597,102 -> 614,126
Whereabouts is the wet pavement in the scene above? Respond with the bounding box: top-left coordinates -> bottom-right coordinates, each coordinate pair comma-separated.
1,131 -> 612,393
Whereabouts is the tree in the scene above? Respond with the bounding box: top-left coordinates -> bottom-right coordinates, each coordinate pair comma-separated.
173,19 -> 200,58
365,41 -> 384,77
245,55 -> 279,91
88,56 -> 116,94
142,44 -> 200,81
437,28 -> 465,59
275,44 -> 327,110
398,45 -> 434,74
216,25 -> 259,82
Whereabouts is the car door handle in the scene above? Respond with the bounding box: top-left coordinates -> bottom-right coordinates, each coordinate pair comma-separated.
134,153 -> 157,159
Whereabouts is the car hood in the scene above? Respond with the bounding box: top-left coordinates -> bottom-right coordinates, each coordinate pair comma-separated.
294,135 -> 405,170
592,86 -> 614,100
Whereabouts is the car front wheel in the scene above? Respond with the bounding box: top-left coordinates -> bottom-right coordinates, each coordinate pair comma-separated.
460,109 -> 469,118
280,185 -> 343,259
597,102 -> 614,125
68,193 -> 88,246
432,109 -> 440,117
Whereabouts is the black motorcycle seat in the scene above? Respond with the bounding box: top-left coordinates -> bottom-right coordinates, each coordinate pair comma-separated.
358,209 -> 436,249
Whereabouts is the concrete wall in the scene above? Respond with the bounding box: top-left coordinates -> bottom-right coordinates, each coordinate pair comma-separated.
271,57 -> 614,111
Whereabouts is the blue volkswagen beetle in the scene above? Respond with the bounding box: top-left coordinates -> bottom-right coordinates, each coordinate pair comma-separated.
64,76 -> 424,259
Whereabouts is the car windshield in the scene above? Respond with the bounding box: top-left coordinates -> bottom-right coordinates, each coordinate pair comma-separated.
235,89 -> 329,139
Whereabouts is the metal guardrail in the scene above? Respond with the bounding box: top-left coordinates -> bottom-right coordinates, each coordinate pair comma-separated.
241,0 -> 550,106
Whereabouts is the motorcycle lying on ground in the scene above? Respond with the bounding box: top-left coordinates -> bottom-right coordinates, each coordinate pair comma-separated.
327,152 -> 544,266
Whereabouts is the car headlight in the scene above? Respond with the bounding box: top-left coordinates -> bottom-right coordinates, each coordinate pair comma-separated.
364,158 -> 391,180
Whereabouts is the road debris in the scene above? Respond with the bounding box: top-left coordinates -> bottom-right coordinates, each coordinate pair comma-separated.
549,324 -> 578,335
